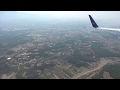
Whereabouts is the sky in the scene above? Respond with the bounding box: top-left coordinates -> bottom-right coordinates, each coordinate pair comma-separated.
1,11 -> 120,27
18,11 -> 120,20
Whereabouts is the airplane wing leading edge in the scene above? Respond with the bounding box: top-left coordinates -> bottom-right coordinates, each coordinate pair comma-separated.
89,15 -> 120,31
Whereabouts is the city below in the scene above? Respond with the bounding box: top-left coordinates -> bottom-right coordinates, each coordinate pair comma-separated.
1,11 -> 120,79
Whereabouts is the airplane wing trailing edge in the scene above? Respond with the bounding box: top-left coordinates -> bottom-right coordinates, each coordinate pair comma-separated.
89,15 -> 120,31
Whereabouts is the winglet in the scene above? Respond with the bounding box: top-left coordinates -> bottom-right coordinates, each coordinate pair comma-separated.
89,15 -> 99,28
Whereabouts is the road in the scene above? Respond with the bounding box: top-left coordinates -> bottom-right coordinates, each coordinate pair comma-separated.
71,58 -> 114,79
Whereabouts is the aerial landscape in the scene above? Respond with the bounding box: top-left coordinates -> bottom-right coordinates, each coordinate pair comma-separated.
1,11 -> 120,79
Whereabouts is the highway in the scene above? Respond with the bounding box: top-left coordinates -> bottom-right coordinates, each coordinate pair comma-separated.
71,58 -> 114,79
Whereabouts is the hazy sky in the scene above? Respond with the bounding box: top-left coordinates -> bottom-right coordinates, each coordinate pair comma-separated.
18,11 -> 120,20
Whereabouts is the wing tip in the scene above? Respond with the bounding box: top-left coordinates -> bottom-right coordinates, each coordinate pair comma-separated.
88,15 -> 99,28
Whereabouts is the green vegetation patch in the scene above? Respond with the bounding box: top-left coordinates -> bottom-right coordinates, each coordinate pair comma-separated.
16,65 -> 26,79
92,64 -> 120,79
0,61 -> 12,74
91,42 -> 120,57
25,64 -> 55,79
67,50 -> 94,67
0,30 -> 33,49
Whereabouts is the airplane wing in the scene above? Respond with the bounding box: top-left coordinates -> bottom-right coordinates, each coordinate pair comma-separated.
89,15 -> 120,31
